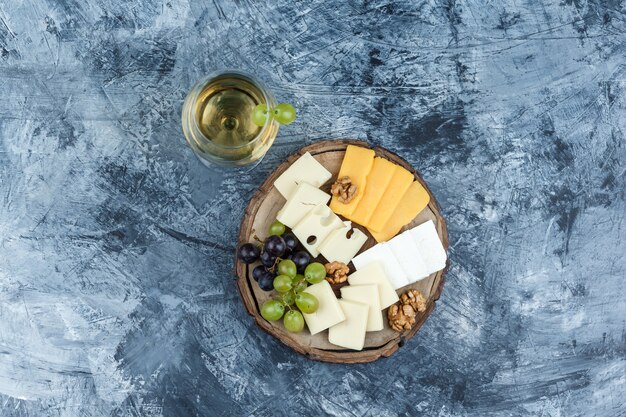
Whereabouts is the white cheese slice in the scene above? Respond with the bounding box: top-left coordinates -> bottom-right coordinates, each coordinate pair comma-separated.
292,204 -> 343,257
317,221 -> 368,264
387,230 -> 430,283
340,284 -> 383,332
273,152 -> 332,199
302,280 -> 345,335
328,300 -> 369,351
409,220 -> 447,275
275,183 -> 331,228
352,244 -> 409,290
347,262 -> 399,309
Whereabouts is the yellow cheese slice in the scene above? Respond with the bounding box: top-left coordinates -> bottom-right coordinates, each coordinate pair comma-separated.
329,145 -> 375,216
348,157 -> 396,227
368,181 -> 430,242
368,165 -> 414,232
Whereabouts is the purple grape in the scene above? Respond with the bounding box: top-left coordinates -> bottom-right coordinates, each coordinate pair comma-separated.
291,251 -> 311,273
258,271 -> 275,291
237,243 -> 260,264
265,235 -> 286,257
282,232 -> 299,252
252,265 -> 265,282
260,250 -> 276,268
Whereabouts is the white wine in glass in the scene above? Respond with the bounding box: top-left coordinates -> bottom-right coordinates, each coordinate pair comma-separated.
181,71 -> 282,168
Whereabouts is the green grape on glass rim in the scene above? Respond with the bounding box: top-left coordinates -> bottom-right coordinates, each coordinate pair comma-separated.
292,274 -> 308,293
282,290 -> 295,306
268,220 -> 285,236
273,274 -> 292,293
304,262 -> 326,284
273,103 -> 296,125
283,310 -> 305,333
295,292 -> 319,314
251,104 -> 271,127
260,299 -> 284,321
277,259 -> 297,278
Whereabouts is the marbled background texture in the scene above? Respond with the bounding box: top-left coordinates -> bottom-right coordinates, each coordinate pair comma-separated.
0,0 -> 624,416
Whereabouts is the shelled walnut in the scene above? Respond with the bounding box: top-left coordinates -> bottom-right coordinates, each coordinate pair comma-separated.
388,289 -> 427,332
330,176 -> 357,204
325,261 -> 349,284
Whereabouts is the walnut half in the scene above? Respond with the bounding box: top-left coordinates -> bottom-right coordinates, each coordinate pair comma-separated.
325,261 -> 349,284
330,176 -> 357,204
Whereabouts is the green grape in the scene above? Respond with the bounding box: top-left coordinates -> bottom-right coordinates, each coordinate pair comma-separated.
283,310 -> 305,333
282,290 -> 296,306
273,103 -> 296,125
304,262 -> 326,284
260,299 -> 285,321
295,292 -> 319,314
292,274 -> 308,293
268,220 -> 285,236
252,104 -> 270,127
273,274 -> 293,293
277,259 -> 297,278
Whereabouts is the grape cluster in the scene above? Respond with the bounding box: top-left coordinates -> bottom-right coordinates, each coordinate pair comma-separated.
237,219 -> 327,333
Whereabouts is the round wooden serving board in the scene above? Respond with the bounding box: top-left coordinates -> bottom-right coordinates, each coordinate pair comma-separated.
235,140 -> 449,363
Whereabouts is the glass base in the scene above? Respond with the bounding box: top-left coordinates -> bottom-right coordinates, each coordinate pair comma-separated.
192,149 -> 265,174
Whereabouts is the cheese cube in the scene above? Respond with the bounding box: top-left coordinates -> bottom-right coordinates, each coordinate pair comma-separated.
292,204 -> 343,257
302,280 -> 345,335
329,145 -> 375,216
387,230 -> 430,283
369,181 -> 430,242
276,183 -> 331,228
328,300 -> 369,351
352,244 -> 409,290
368,166 -> 414,232
349,157 -> 397,227
409,220 -> 447,275
340,284 -> 383,332
347,262 -> 399,309
317,221 -> 367,264
273,152 -> 332,199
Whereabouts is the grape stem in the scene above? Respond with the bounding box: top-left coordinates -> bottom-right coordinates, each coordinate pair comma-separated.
267,256 -> 283,274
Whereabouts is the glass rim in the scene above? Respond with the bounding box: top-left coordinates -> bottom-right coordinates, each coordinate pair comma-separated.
187,69 -> 277,150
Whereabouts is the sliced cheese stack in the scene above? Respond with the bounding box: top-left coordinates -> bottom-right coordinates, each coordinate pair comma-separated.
328,146 -> 430,242
353,220 -> 447,289
328,262 -> 398,350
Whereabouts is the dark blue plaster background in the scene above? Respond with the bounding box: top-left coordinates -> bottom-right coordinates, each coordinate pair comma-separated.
0,1 -> 624,416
